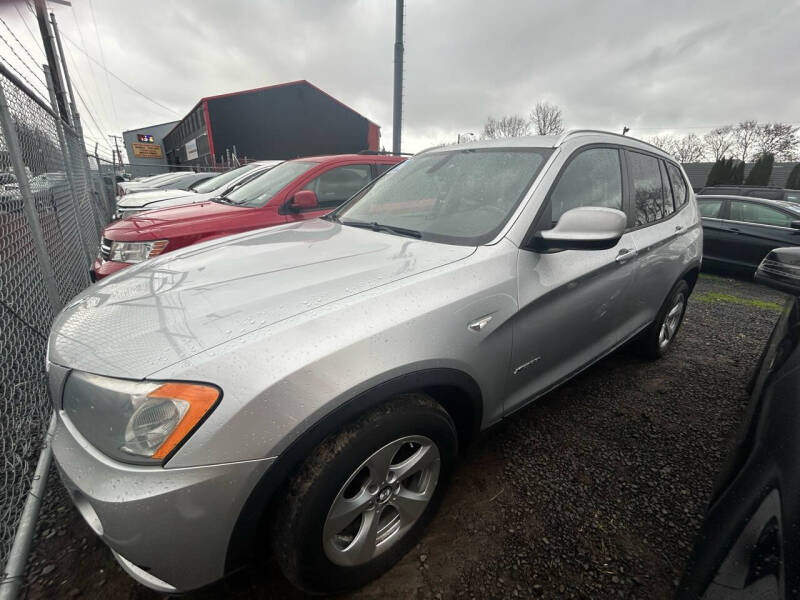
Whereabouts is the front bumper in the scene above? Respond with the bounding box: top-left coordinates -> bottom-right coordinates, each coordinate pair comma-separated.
91,256 -> 130,281
52,411 -> 275,591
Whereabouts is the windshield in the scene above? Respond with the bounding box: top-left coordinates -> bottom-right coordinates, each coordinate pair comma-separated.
224,160 -> 317,207
334,148 -> 552,245
192,163 -> 262,194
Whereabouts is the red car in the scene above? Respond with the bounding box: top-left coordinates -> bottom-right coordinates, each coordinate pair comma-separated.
93,154 -> 404,280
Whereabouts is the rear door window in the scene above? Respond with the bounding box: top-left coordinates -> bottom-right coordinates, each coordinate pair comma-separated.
729,200 -> 793,227
698,199 -> 724,218
629,151 -> 670,225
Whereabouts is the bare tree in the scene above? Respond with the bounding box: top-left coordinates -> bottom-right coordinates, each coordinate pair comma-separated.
671,134 -> 706,162
530,101 -> 565,135
756,123 -> 799,160
703,126 -> 734,161
732,120 -> 760,162
646,134 -> 705,162
646,135 -> 678,155
482,115 -> 530,139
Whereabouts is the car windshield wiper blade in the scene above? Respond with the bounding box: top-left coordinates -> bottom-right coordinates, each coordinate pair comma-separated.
211,195 -> 234,204
340,219 -> 422,238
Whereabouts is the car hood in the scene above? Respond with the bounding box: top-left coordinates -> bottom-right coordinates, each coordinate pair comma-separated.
105,201 -> 253,240
49,219 -> 476,379
117,188 -> 198,209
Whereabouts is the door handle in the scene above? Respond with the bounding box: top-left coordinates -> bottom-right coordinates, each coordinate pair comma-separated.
615,248 -> 637,264
728,227 -> 741,234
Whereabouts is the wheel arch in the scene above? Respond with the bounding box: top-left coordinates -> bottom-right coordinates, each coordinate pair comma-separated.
683,263 -> 700,293
223,367 -> 483,574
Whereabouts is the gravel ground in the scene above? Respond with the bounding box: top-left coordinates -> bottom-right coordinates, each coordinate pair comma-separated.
22,272 -> 786,600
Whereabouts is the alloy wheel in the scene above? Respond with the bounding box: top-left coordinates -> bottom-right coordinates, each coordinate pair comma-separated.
322,435 -> 440,567
658,292 -> 686,349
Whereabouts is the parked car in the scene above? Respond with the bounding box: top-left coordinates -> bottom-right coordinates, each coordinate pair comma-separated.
698,185 -> 800,203
698,194 -> 800,271
48,131 -> 701,594
113,161 -> 282,220
117,171 -> 217,198
678,247 -> 800,599
92,154 -> 404,280
0,171 -> 17,190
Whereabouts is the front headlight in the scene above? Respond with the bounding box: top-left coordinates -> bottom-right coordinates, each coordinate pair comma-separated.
63,372 -> 219,465
108,239 -> 168,263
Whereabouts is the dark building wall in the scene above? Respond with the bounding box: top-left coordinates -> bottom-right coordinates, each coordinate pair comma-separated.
162,105 -> 210,169
161,81 -> 379,168
206,82 -> 374,161
683,161 -> 800,190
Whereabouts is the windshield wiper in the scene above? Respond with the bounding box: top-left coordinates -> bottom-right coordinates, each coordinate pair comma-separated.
211,196 -> 235,205
340,219 -> 422,239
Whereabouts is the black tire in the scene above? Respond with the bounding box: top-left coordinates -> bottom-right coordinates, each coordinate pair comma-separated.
271,393 -> 458,594
638,279 -> 690,359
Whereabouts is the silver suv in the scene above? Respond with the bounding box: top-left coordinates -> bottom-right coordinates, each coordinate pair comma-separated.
47,130 -> 701,594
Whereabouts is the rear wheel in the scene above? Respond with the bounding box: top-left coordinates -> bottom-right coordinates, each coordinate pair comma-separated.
638,279 -> 689,359
271,393 -> 457,594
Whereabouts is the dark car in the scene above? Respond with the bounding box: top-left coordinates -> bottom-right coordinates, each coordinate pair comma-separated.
678,247 -> 800,599
698,186 -> 800,203
698,195 -> 800,271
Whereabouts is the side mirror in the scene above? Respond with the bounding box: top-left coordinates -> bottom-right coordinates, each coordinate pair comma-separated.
534,206 -> 627,251
755,247 -> 800,295
291,190 -> 319,210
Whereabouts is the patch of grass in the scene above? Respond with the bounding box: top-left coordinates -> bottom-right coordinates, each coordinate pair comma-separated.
698,272 -> 729,282
693,291 -> 783,311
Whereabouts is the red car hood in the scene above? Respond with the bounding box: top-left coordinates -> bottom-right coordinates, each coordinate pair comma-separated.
105,201 -> 261,241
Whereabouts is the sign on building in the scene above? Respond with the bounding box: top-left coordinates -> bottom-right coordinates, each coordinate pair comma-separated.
137,133 -> 155,143
132,142 -> 163,159
185,137 -> 199,161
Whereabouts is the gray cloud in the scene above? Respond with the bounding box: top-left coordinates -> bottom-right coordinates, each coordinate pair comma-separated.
5,0 -> 799,155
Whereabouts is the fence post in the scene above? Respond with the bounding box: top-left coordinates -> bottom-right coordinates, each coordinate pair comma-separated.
92,151 -> 113,218
42,65 -> 92,269
0,79 -> 61,312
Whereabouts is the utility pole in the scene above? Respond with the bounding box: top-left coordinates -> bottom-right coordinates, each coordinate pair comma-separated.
109,134 -> 124,168
392,0 -> 404,155
33,0 -> 70,123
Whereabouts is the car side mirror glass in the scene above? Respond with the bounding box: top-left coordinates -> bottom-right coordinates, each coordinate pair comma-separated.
291,190 -> 319,210
534,206 -> 627,251
755,247 -> 800,295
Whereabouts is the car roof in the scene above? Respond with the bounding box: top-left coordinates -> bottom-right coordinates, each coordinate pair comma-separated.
289,153 -> 405,164
696,194 -> 800,213
418,129 -> 673,160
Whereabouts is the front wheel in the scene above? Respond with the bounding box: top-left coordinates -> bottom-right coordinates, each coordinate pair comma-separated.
638,279 -> 689,359
271,393 -> 457,594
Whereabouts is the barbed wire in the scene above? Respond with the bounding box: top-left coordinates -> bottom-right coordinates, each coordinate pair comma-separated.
0,30 -> 48,100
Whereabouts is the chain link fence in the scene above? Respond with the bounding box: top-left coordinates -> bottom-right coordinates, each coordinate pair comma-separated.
0,63 -> 109,579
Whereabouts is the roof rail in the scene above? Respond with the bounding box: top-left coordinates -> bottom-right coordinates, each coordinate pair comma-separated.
357,149 -> 415,156
559,129 -> 667,154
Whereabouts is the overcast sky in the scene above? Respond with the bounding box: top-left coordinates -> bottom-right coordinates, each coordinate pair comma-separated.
2,0 -> 799,159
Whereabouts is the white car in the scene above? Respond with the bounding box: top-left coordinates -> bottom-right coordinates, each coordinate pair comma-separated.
114,161 -> 282,219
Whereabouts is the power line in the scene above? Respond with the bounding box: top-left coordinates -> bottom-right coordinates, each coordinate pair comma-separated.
14,2 -> 45,59
69,3 -> 114,139
58,28 -> 181,117
87,0 -> 118,123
